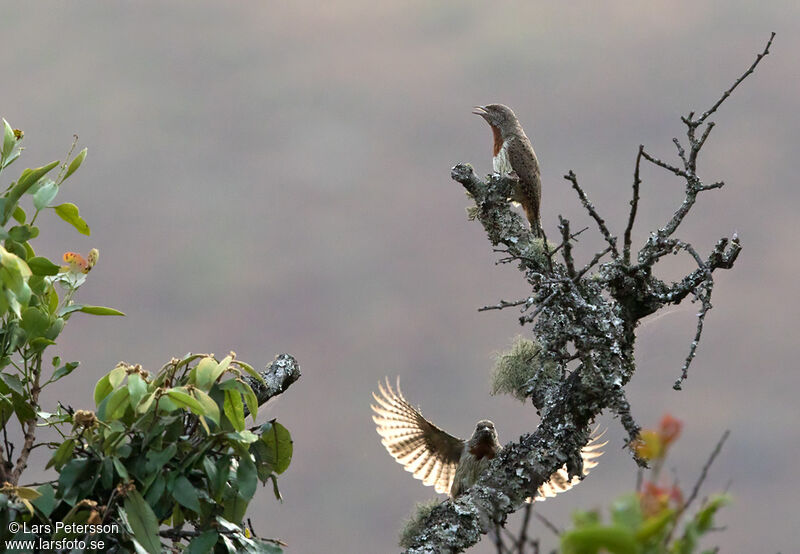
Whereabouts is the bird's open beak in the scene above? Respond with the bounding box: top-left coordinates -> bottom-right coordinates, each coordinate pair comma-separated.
472,105 -> 488,117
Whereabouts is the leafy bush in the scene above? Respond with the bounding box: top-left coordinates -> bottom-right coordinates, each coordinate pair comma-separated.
0,118 -> 293,553
561,415 -> 729,554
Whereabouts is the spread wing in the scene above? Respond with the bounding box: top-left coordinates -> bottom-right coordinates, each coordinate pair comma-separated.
371,378 -> 464,494
532,428 -> 607,501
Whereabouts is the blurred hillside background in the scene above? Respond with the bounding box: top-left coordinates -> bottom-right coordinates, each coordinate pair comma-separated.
2,1 -> 798,552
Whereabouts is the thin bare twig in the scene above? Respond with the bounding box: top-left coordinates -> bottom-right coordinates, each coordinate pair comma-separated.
479,298 -> 531,312
546,226 -> 589,258
665,430 -> 730,543
623,146 -> 644,264
574,246 -> 612,282
640,149 -> 688,178
533,510 -> 562,537
558,216 -> 576,278
564,171 -> 619,257
516,503 -> 534,553
694,33 -> 775,126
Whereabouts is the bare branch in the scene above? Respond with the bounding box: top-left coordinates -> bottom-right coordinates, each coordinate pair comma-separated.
574,246 -> 612,282
665,430 -> 730,543
623,145 -> 643,264
564,171 -> 619,258
640,149 -> 688,178
694,32 -> 775,125
547,226 -> 589,258
479,298 -> 533,312
558,216 -> 576,278
242,354 -> 301,416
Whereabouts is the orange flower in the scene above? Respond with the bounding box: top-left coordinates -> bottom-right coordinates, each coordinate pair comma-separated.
633,414 -> 684,462
658,414 -> 683,446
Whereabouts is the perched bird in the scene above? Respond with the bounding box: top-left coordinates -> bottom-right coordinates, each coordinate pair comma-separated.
473,104 -> 543,236
371,378 -> 604,500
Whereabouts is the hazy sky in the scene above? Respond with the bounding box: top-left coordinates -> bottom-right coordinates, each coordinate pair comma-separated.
2,2 -> 798,552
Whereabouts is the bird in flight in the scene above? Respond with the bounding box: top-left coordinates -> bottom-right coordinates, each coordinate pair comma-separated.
371,378 -> 604,500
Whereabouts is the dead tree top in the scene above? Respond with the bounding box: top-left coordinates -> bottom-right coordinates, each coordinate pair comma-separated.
402,32 -> 773,553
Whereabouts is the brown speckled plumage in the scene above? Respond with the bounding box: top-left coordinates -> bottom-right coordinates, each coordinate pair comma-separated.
473,104 -> 543,237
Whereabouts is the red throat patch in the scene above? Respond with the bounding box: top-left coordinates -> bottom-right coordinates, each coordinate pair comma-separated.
491,125 -> 503,156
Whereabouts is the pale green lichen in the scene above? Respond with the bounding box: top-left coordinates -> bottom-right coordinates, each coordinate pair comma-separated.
399,498 -> 441,548
490,336 -> 558,403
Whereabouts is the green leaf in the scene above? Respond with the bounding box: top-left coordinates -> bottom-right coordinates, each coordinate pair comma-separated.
227,430 -> 259,444
259,421 -> 293,475
172,475 -> 202,513
53,202 -> 90,235
145,444 -> 177,472
3,160 -> 59,224
51,361 -> 79,382
108,364 -> 126,389
112,456 -> 130,480
63,147 -> 87,182
224,389 -> 245,432
11,392 -> 36,422
610,494 -> 643,531
103,387 -> 131,420
166,388 -> 206,415
21,306 -> 50,338
58,458 -> 91,494
17,160 -> 60,190
561,525 -> 637,554
12,206 -> 26,224
136,391 -> 155,414
236,455 -> 258,500
212,457 -> 231,500
8,224 -> 38,242
222,490 -> 249,526
26,256 -> 61,276
239,361 -> 266,386
33,179 -> 58,210
1,373 -> 24,395
269,474 -> 282,502
28,337 -> 56,352
192,388 -> 220,425
243,383 -> 258,421
123,489 -> 162,554
195,356 -> 228,390
46,438 -> 75,470
186,531 -> 219,554
44,316 -> 64,341
32,483 -> 55,517
0,246 -> 32,316
128,373 -> 147,407
693,494 -> 730,532
94,374 -> 113,405
101,457 -> 114,489
636,508 -> 675,542
47,284 -> 59,313
2,119 -> 15,161
144,472 -> 165,505
76,305 -> 125,316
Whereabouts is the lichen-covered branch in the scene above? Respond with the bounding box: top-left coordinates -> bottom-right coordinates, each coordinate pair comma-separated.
401,34 -> 772,553
243,353 -> 301,415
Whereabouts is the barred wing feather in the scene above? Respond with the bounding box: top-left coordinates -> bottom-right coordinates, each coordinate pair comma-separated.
371,378 -> 464,494
532,429 -> 607,501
